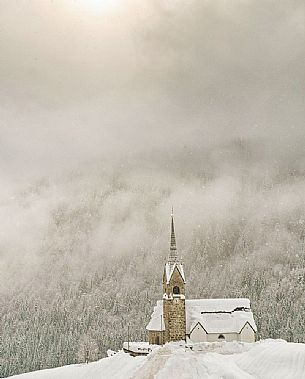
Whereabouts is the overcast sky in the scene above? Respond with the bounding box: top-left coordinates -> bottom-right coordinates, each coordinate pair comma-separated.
1,1 -> 305,287
0,0 -> 304,186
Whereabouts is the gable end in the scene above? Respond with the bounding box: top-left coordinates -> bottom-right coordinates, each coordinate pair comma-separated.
190,321 -> 208,335
239,321 -> 256,334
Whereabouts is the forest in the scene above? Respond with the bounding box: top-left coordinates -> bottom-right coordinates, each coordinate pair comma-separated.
2,143 -> 305,377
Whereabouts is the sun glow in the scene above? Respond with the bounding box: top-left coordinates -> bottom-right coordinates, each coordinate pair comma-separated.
73,0 -> 122,11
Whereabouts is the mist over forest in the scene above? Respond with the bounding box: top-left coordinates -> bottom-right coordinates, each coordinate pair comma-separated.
1,0 -> 305,377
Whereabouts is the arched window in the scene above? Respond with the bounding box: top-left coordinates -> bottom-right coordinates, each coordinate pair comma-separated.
173,286 -> 180,295
218,334 -> 225,340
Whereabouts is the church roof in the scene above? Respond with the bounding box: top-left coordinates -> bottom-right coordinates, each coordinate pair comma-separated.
167,208 -> 181,264
146,300 -> 165,331
186,298 -> 257,334
146,298 -> 257,334
186,298 -> 251,313
165,262 -> 185,284
163,209 -> 185,284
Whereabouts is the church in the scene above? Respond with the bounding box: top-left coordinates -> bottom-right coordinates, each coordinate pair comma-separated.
146,212 -> 257,345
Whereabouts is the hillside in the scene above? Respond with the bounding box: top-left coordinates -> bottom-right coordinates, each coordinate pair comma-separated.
3,156 -> 305,377
7,340 -> 305,379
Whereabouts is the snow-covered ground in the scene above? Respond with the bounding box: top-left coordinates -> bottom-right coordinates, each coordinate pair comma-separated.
7,339 -> 305,379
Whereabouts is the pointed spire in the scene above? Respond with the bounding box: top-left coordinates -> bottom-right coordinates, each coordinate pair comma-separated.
169,207 -> 178,263
170,207 -> 176,251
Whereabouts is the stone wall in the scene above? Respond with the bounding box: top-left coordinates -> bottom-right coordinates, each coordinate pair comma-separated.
163,267 -> 185,297
163,265 -> 186,342
148,330 -> 165,345
163,298 -> 186,342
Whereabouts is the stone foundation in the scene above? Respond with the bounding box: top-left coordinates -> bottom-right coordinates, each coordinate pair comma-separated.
148,330 -> 165,345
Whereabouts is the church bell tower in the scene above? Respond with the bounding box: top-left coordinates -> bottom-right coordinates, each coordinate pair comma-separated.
163,209 -> 186,342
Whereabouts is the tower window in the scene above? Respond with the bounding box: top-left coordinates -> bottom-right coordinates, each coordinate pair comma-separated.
173,286 -> 180,295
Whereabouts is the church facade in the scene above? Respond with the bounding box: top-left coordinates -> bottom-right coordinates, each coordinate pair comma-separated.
146,212 -> 257,345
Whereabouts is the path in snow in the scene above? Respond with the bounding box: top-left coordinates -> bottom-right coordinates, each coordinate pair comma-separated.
131,345 -> 172,379
7,339 -> 305,379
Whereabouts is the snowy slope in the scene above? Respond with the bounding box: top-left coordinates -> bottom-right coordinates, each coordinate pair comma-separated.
7,339 -> 305,379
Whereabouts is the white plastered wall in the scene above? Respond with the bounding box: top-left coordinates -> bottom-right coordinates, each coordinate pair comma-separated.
239,323 -> 255,343
189,323 -> 255,343
206,333 -> 239,342
190,323 -> 207,343
190,325 -> 238,343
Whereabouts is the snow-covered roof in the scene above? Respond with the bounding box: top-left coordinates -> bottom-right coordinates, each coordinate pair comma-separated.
186,298 -> 250,313
122,342 -> 155,354
186,298 -> 256,334
165,262 -> 185,284
187,309 -> 256,334
146,300 -> 165,331
146,298 -> 257,334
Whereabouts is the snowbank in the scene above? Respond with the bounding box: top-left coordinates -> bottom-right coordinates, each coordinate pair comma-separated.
7,339 -> 305,379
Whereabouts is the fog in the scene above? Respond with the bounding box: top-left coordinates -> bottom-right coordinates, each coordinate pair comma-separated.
0,0 -> 305,288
